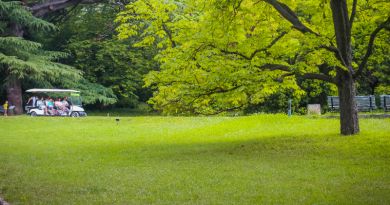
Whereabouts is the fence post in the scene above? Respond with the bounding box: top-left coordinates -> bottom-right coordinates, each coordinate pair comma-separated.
331,97 -> 334,110
369,96 -> 373,112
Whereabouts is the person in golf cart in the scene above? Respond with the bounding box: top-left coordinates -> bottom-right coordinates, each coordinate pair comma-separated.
61,97 -> 70,112
26,89 -> 86,117
54,98 -> 65,112
36,97 -> 48,115
38,97 -> 68,116
26,96 -> 38,107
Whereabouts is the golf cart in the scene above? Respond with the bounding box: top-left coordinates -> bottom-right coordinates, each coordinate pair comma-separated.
25,88 -> 87,117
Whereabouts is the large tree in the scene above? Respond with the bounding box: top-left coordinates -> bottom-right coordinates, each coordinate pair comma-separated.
117,0 -> 389,135
260,0 -> 389,135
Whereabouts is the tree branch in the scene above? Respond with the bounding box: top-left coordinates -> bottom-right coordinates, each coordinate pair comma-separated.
195,104 -> 245,116
218,31 -> 287,60
261,31 -> 287,53
257,64 -> 335,84
255,64 -> 291,72
162,23 -> 176,48
301,73 -> 335,84
219,49 -> 252,60
264,0 -> 318,35
277,72 -> 295,82
30,0 -> 102,17
319,45 -> 338,55
354,16 -> 390,78
319,44 -> 348,68
349,0 -> 357,30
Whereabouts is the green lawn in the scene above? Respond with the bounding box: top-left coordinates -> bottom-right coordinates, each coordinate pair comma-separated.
0,115 -> 389,204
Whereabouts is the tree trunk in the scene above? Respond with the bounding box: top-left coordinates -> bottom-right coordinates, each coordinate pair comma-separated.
6,24 -> 25,115
337,70 -> 359,135
6,76 -> 23,115
330,0 -> 360,135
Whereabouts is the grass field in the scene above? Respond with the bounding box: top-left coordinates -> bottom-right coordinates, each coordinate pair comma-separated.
0,115 -> 389,204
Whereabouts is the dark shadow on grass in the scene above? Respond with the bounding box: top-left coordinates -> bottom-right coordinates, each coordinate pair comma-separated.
72,133 -> 350,165
87,108 -> 159,117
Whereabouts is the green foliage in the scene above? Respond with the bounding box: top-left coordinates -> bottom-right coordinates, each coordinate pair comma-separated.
117,0 -> 389,114
0,0 -> 55,31
66,39 -> 155,107
116,0 -> 181,48
352,2 -> 390,95
0,36 -> 81,81
0,0 -> 117,106
45,3 -> 158,107
116,0 -> 308,114
61,78 -> 117,105
0,0 -> 61,80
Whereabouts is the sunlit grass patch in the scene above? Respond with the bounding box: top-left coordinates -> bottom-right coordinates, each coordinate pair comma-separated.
0,115 -> 389,204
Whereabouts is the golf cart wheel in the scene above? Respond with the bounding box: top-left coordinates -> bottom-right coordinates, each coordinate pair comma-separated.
30,111 -> 37,117
71,112 -> 80,117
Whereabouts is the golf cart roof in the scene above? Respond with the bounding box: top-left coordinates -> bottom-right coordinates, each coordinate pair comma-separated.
26,89 -> 80,93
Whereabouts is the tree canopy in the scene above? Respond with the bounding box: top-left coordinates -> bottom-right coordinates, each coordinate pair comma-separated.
116,0 -> 389,134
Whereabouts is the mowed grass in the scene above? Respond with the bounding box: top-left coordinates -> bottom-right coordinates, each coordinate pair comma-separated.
0,115 -> 389,204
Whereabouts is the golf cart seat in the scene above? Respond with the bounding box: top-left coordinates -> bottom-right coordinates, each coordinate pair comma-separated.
25,106 -> 38,112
